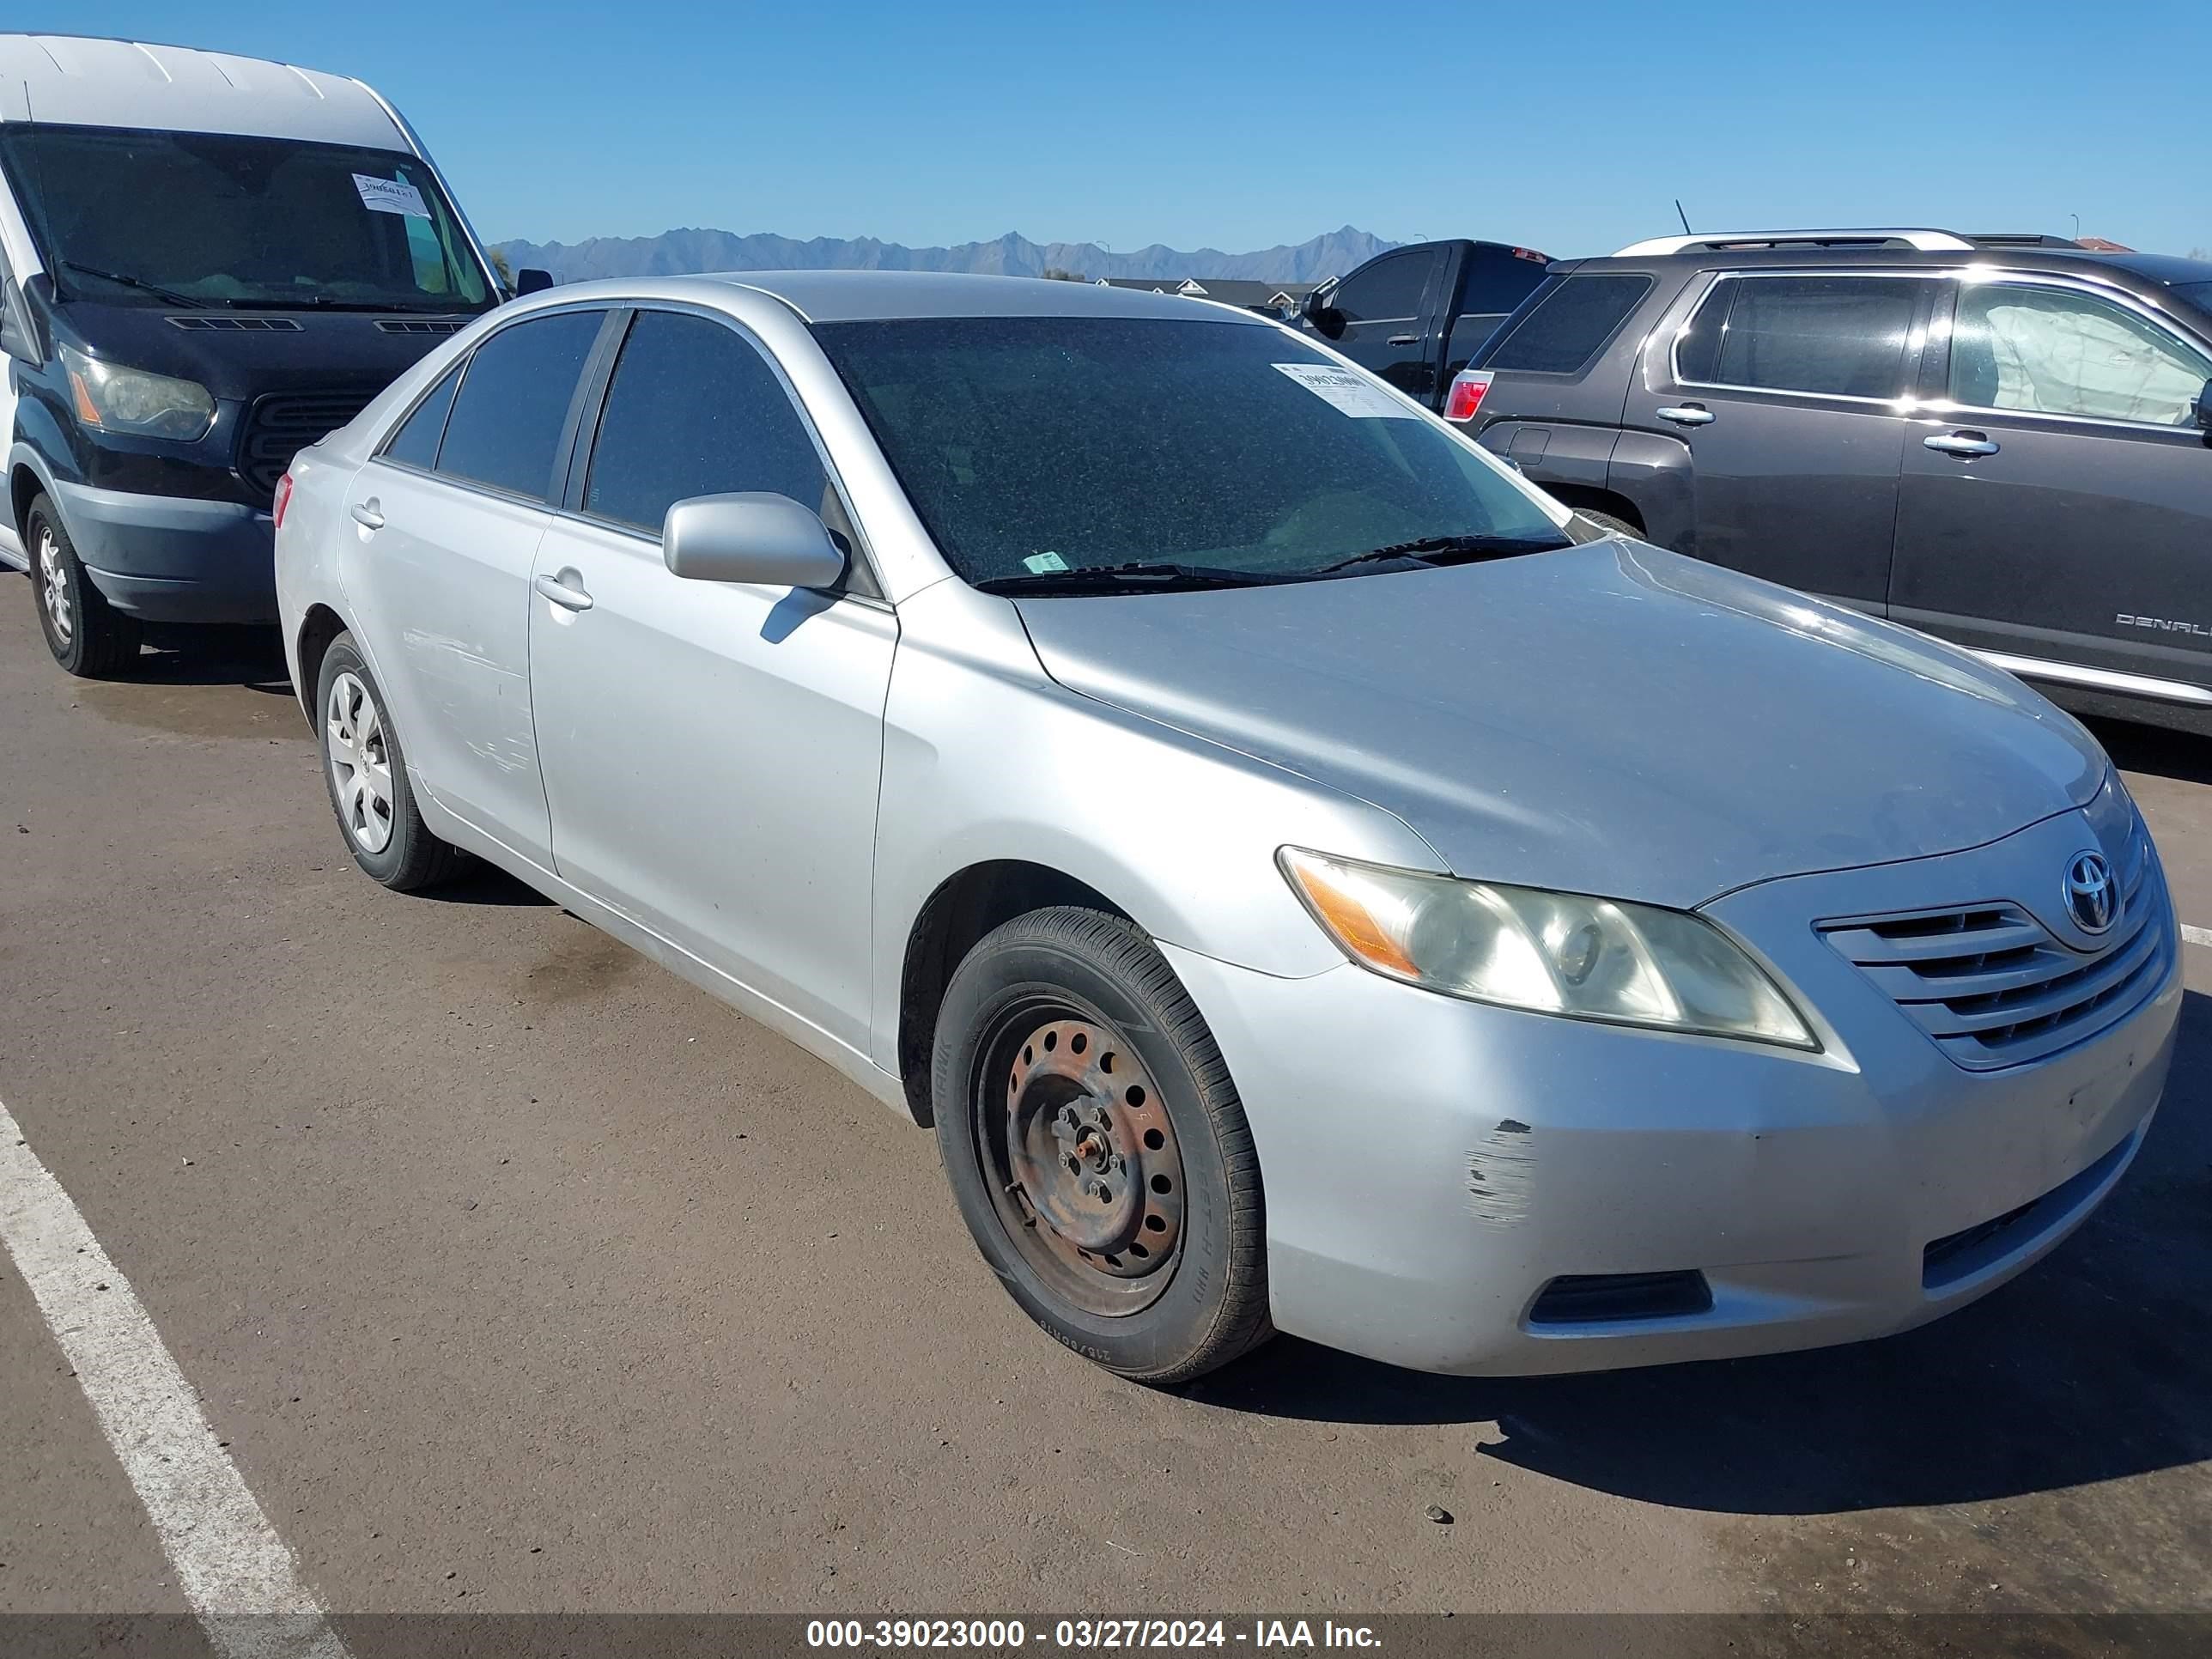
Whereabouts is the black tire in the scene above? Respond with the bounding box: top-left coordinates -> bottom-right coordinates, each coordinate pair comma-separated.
313,632 -> 462,892
27,493 -> 141,678
1573,508 -> 1642,539
931,907 -> 1273,1383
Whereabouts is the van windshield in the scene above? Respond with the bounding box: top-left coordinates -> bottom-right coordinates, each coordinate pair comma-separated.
0,124 -> 492,312
814,314 -> 1565,590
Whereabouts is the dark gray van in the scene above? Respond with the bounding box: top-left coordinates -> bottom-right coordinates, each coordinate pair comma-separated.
0,35 -> 525,677
1450,229 -> 2212,733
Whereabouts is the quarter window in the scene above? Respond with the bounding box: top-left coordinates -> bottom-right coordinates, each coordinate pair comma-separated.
583,310 -> 831,533
1949,282 -> 2212,426
382,365 -> 459,470
434,309 -> 605,501
1677,276 -> 1920,399
1486,273 -> 1654,374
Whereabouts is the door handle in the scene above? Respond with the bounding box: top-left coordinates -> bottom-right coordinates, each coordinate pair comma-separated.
1656,405 -> 1716,427
533,571 -> 593,612
1386,333 -> 1420,346
349,499 -> 384,530
1924,431 -> 2000,458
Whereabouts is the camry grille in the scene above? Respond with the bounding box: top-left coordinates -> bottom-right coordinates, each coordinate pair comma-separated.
237,391 -> 376,501
1820,817 -> 2168,1071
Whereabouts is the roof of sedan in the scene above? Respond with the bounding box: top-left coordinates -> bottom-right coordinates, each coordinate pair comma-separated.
637,270 -> 1281,325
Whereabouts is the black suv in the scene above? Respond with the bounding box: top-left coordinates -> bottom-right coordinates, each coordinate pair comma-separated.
1450,229 -> 2212,733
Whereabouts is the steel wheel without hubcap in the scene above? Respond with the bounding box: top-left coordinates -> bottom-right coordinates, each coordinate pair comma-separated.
37,525 -> 72,647
325,670 -> 395,854
981,1005 -> 1186,1316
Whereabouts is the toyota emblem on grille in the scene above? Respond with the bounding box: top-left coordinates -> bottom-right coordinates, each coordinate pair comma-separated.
2063,851 -> 2118,936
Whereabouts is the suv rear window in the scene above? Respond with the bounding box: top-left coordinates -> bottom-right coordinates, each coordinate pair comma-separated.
1677,275 -> 1920,399
1485,273 -> 1653,374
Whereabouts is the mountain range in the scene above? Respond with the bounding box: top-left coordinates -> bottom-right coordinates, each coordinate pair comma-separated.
489,225 -> 1400,285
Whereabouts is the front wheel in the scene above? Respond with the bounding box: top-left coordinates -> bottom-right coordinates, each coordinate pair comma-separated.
932,908 -> 1273,1383
28,494 -> 141,678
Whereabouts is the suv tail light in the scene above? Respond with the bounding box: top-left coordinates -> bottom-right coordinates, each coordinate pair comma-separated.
1443,370 -> 1492,423
271,471 -> 294,531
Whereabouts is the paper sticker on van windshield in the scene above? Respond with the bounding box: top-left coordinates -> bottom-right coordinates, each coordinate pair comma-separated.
353,174 -> 433,219
1273,362 -> 1419,420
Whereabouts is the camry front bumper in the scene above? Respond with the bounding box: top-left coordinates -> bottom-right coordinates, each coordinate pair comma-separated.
1164,805 -> 2182,1376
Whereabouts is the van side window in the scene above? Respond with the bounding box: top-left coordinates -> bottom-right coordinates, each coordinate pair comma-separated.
434,309 -> 605,501
583,310 -> 832,534
1678,276 -> 1919,399
1949,283 -> 2212,427
1487,274 -> 1654,374
382,366 -> 461,471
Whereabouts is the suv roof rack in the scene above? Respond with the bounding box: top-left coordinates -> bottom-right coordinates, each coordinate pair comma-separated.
1963,232 -> 2084,248
1611,228 -> 1978,256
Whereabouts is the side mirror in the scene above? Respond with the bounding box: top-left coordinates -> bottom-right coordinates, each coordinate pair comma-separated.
1301,284 -> 1345,339
663,492 -> 847,588
2197,377 -> 2212,433
514,268 -> 554,296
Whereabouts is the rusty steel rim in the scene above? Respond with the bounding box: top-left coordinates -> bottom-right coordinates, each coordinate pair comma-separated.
979,1006 -> 1185,1316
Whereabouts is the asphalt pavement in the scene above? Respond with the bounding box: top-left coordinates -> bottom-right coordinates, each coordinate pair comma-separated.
2,586 -> 2208,1633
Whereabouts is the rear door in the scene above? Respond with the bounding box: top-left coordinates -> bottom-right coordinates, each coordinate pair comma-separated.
1890,273 -> 2212,705
1316,245 -> 1453,398
343,306 -> 611,866
1441,243 -> 1553,384
1624,270 -> 1936,607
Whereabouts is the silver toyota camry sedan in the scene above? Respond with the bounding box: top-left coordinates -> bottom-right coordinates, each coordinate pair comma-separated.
274,271 -> 2181,1382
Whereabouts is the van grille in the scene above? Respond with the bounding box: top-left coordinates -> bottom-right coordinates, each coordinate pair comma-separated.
236,391 -> 376,501
1819,819 -> 2167,1071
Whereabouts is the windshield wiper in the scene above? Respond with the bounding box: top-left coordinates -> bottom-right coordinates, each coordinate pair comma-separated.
973,561 -> 1275,596
59,262 -> 210,309
1315,532 -> 1572,575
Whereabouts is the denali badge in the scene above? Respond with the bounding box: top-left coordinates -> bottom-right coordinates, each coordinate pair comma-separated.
2117,611 -> 2212,639
2064,851 -> 2118,936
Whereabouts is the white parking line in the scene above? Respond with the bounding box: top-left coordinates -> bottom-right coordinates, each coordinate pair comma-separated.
2186,923 -> 2212,950
0,1095 -> 350,1659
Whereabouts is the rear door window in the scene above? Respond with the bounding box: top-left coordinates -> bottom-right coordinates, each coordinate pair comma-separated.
1486,273 -> 1654,374
1677,275 -> 1922,399
582,309 -> 832,532
1456,245 -> 1551,322
1948,281 -> 2212,426
434,309 -> 605,500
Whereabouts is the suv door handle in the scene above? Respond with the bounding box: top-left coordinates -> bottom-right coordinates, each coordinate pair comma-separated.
1656,405 -> 1716,427
1924,431 -> 2000,458
349,499 -> 384,530
1386,333 -> 1420,346
533,571 -> 593,611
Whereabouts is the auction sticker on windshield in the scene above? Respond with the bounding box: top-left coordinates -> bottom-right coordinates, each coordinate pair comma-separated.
353,173 -> 432,218
1273,362 -> 1419,419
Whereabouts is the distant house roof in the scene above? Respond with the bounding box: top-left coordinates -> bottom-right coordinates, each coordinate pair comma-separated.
1098,276 -> 1322,309
2076,237 -> 2135,252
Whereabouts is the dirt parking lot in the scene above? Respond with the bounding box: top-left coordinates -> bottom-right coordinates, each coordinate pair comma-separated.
2,590 -> 2208,1640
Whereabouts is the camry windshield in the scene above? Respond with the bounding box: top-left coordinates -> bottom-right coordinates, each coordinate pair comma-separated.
0,125 -> 490,311
814,315 -> 1566,589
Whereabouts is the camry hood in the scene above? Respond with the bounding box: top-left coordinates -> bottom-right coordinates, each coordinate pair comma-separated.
1014,541 -> 2106,909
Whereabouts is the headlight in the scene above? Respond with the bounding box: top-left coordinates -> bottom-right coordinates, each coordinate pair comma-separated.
1279,848 -> 1818,1050
61,343 -> 216,441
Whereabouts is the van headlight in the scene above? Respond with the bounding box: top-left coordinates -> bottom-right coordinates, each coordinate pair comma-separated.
61,343 -> 216,441
1279,848 -> 1818,1049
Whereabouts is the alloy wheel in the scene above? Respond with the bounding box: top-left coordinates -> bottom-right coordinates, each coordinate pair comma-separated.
325,671 -> 395,854
37,526 -> 71,647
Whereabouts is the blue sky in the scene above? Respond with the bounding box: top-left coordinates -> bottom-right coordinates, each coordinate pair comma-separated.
33,2 -> 2212,257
